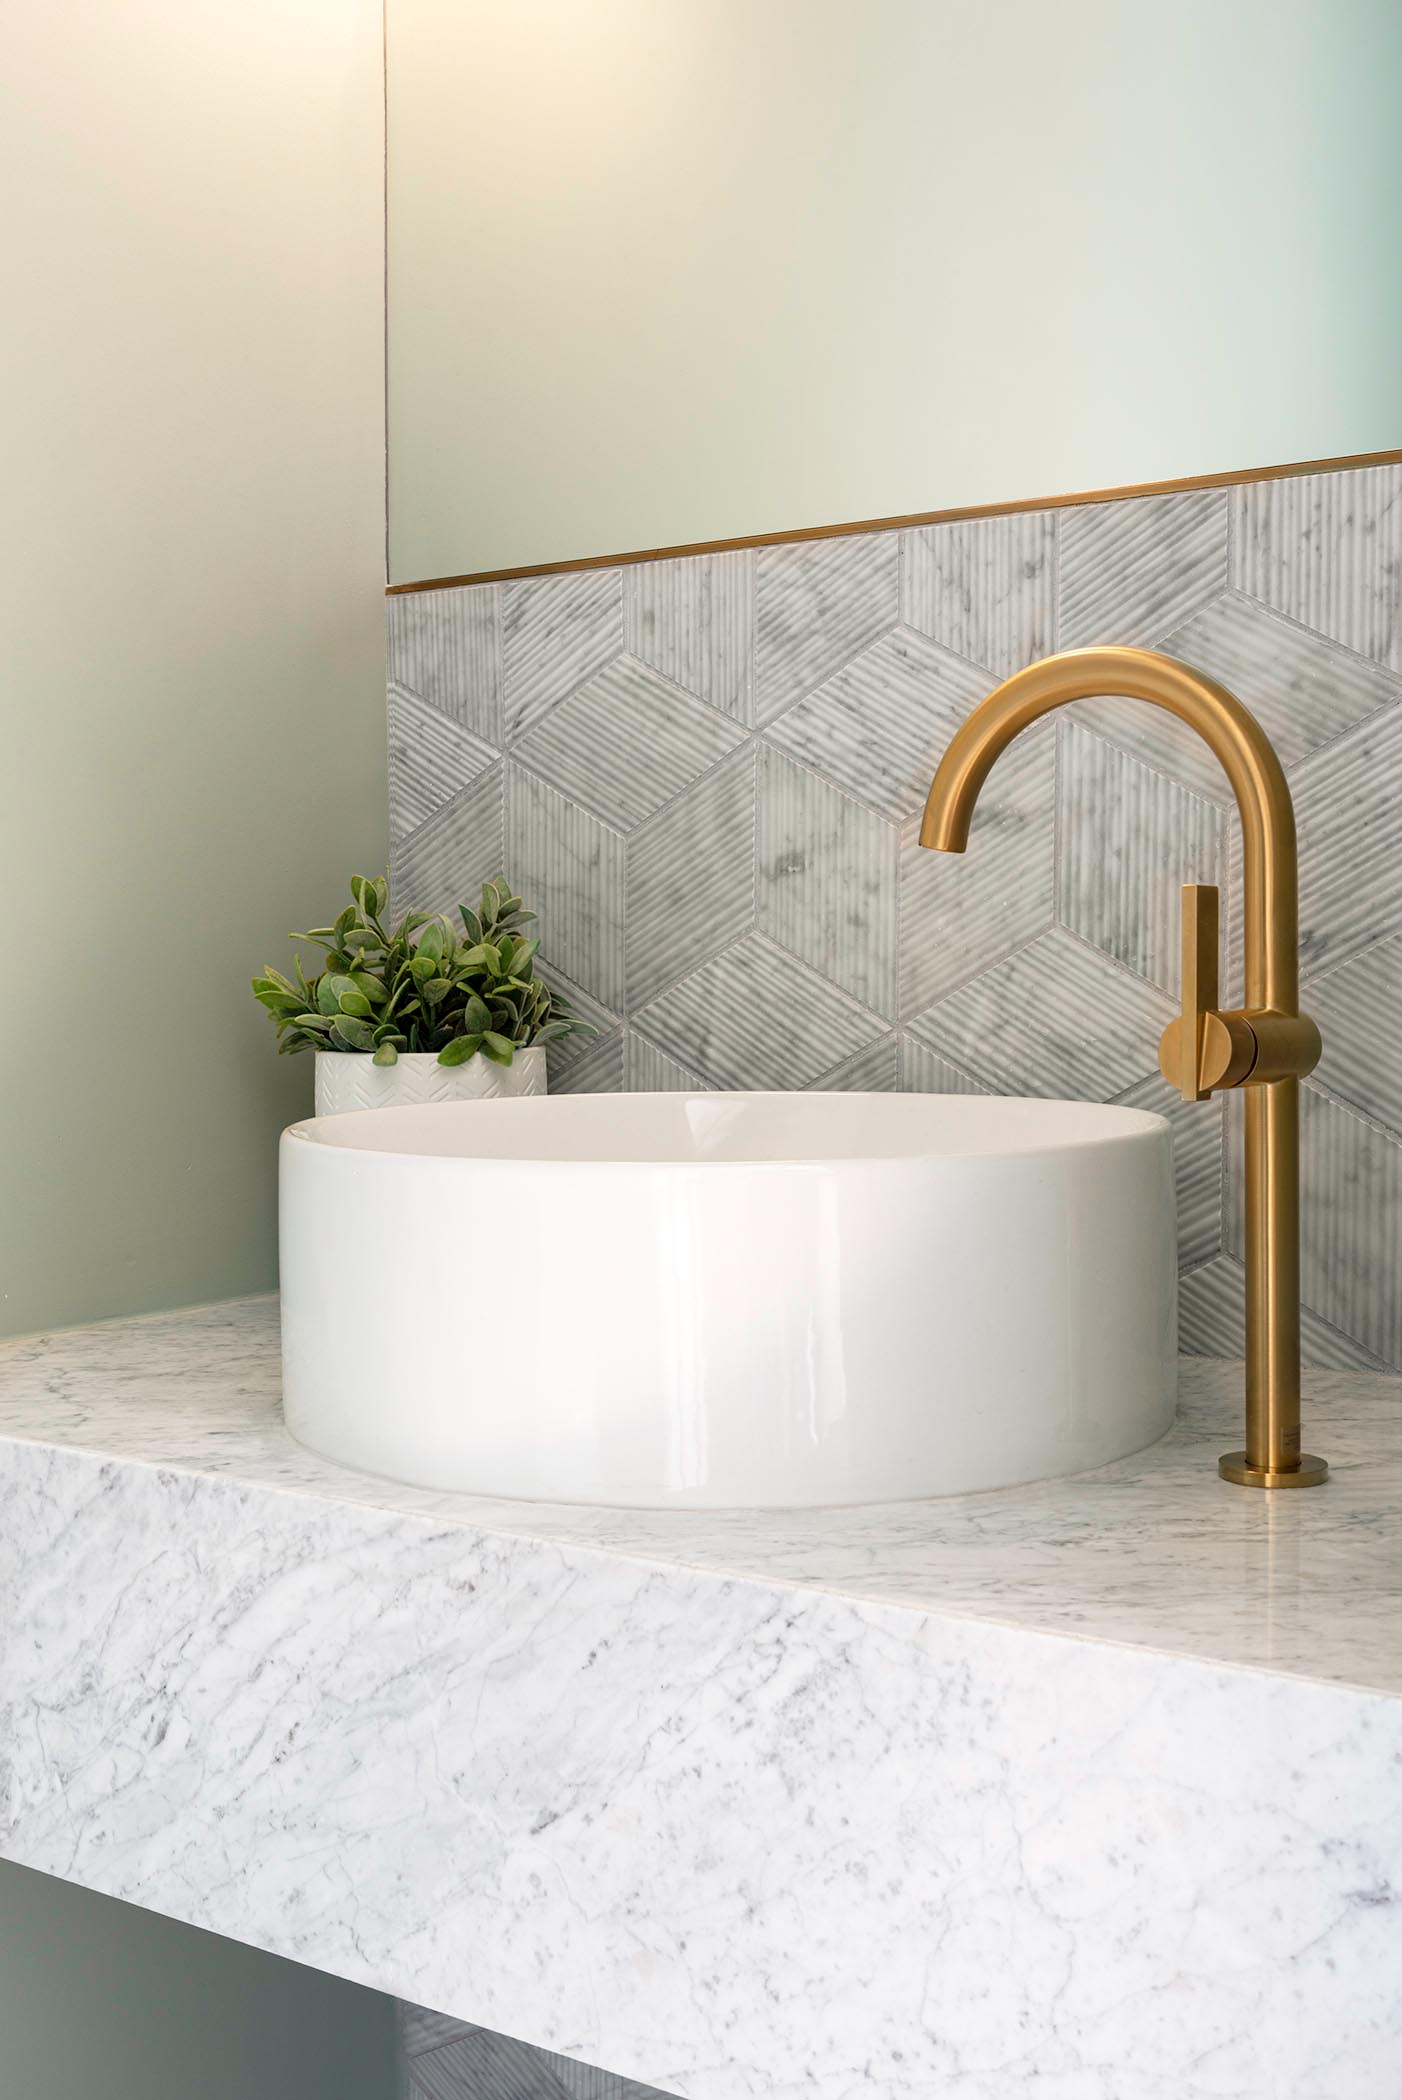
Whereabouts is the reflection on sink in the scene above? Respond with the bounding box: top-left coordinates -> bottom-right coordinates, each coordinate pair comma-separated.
279,1091 -> 1176,1508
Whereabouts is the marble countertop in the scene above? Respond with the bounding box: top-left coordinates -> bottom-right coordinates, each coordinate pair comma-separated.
0,1293 -> 1398,1697
2,1296 -> 1400,2100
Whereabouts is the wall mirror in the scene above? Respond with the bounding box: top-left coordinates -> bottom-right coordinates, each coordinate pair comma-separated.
387,0 -> 1401,586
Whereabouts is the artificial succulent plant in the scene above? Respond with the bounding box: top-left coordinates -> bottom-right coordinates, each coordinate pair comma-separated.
252,875 -> 584,1067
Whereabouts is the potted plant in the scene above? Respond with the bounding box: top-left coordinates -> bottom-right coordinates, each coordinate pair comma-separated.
253,874 -> 584,1114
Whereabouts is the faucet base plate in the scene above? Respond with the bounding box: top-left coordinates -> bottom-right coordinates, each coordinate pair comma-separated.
1219,1451 -> 1329,1489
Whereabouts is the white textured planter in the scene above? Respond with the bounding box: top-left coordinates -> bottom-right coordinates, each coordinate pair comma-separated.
313,1046 -> 547,1117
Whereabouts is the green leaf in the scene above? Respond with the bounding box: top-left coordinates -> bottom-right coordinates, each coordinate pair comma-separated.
417,922 -> 444,964
373,875 -> 389,916
480,1031 -> 515,1064
458,907 -> 483,942
372,1039 -> 399,1066
349,971 -> 386,1004
316,976 -> 341,1016
421,975 -> 452,1006
337,989 -> 374,1018
329,1015 -> 377,1051
437,1034 -> 481,1067
343,926 -> 380,951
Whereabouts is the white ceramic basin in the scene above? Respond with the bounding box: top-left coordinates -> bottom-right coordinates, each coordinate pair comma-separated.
279,1092 -> 1176,1508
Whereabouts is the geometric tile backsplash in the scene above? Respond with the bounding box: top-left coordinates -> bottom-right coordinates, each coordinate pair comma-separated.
387,460 -> 1402,1373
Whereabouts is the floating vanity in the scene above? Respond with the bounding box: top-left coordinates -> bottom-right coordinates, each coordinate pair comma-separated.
1,1296 -> 1399,2100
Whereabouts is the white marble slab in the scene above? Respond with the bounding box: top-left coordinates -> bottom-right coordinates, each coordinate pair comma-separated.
1,1296 -> 1400,2099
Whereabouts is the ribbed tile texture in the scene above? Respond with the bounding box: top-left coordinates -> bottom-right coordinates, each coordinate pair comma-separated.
515,656 -> 745,830
401,2010 -> 666,2100
809,1035 -> 899,1091
766,626 -> 987,821
507,767 -> 625,1008
625,749 -> 755,1007
388,682 -> 497,845
754,533 -> 900,723
1179,1252 -> 1390,1371
1162,593 -> 1401,769
897,725 -> 1055,1017
633,935 -> 886,1089
387,458 -> 1402,1372
901,510 -> 1056,676
502,570 -> 624,737
391,765 -> 503,920
758,747 -> 897,1016
1309,937 -> 1402,1132
625,551 -> 753,720
388,585 -> 501,742
627,1033 -> 711,1091
1294,705 -> 1402,982
1297,1085 -> 1402,1369
899,1039 -> 989,1094
1058,489 -> 1228,648
1231,468 -> 1402,670
1057,722 -> 1225,992
909,929 -> 1174,1103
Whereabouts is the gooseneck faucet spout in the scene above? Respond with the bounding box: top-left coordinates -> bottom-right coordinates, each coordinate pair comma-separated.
921,645 -> 1326,1489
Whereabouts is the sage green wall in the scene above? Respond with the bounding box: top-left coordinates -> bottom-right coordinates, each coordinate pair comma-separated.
1,0 -> 388,1338
387,0 -> 1402,582
0,1862 -> 399,2100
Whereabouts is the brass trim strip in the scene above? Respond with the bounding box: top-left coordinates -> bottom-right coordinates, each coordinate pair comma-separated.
385,446 -> 1402,595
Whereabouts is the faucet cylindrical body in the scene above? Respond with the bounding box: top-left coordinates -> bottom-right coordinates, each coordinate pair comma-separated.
920,644 -> 1326,1489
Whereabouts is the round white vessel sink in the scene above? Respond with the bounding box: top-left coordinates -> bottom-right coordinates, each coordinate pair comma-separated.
279,1092 -> 1176,1508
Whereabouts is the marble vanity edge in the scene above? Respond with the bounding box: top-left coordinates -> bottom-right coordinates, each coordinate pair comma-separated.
3,1421 -> 1401,2100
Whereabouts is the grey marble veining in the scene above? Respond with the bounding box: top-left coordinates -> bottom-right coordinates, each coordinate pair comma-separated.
2,1297 -> 1401,2100
1,1295 -> 1400,1697
387,460 -> 1402,1374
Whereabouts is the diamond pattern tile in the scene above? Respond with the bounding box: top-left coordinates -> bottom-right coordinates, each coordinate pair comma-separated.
758,747 -> 896,1017
627,1032 -> 710,1090
808,1035 -> 899,1091
1308,936 -> 1402,1134
387,459 -> 1402,1369
388,583 -> 500,743
397,2010 -> 666,2100
388,682 -> 497,846
633,935 -> 886,1090
898,723 -> 1056,1018
515,655 -> 745,831
900,510 -> 1056,677
1059,489 -> 1229,649
899,1038 -> 989,1094
1293,703 -> 1402,983
507,766 -> 625,1009
1057,721 -> 1226,993
625,550 -> 753,721
1179,1253 -> 1391,1372
625,747 -> 755,1008
1162,592 -> 1401,768
909,929 -> 1174,1102
390,764 -> 504,920
754,532 -> 900,724
501,568 -> 624,738
765,626 -> 988,822
1230,463 -> 1402,671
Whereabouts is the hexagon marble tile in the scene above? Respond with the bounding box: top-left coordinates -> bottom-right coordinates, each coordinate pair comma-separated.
388,459 -> 1402,1373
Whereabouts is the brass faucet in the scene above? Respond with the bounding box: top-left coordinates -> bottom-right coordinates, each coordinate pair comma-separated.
920,645 -> 1327,1489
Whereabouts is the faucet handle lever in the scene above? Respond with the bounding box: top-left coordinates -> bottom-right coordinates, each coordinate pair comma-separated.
1159,884 -> 1255,1102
